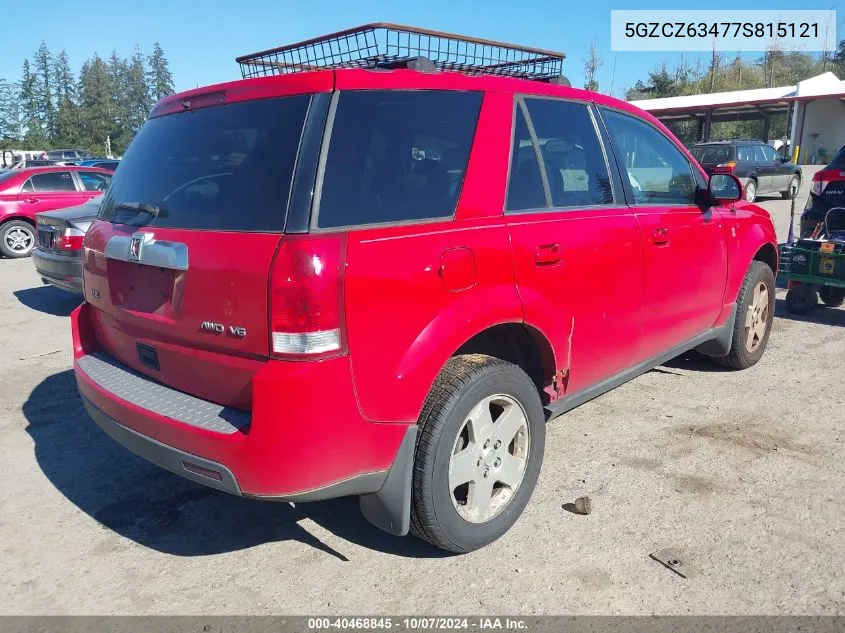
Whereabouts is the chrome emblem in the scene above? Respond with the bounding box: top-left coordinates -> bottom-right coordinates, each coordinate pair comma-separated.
200,321 -> 247,338
128,232 -> 153,261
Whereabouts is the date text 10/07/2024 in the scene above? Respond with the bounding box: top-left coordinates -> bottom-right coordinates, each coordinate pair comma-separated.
307,617 -> 528,630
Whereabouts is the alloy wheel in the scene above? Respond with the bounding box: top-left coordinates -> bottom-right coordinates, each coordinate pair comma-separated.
744,281 -> 770,353
4,226 -> 34,254
448,394 -> 530,523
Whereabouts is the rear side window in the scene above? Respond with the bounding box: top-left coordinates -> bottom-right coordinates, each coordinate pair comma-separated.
316,90 -> 482,229
79,171 -> 112,192
26,171 -> 77,192
736,146 -> 754,162
99,95 -> 310,230
522,98 -> 613,208
602,109 -> 697,205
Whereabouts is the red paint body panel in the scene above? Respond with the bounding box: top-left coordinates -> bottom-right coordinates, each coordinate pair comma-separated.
507,208 -> 644,393
71,66 -> 779,501
633,206 -> 728,357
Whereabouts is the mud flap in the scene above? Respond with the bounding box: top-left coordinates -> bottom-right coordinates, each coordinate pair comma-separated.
359,425 -> 418,536
695,302 -> 737,357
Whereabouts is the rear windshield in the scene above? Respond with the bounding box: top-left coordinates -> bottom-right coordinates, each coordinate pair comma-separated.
829,145 -> 845,169
690,145 -> 735,164
98,95 -> 310,230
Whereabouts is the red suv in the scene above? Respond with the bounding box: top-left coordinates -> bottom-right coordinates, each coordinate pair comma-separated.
0,166 -> 112,257
72,25 -> 778,552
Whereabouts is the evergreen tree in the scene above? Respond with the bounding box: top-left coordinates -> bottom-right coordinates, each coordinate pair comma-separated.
53,50 -> 78,147
0,79 -> 23,144
78,55 -> 114,154
147,42 -> 174,102
20,60 -> 46,147
33,42 -> 55,141
108,51 -> 129,151
123,46 -> 152,148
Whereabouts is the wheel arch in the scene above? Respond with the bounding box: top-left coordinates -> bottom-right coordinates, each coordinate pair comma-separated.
753,242 -> 778,275
452,322 -> 557,400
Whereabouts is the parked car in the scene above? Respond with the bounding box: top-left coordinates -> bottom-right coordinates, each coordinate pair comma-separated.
72,26 -> 778,553
2,159 -> 59,170
32,199 -> 101,293
689,139 -> 802,203
46,149 -> 94,165
0,166 -> 112,257
78,159 -> 120,172
800,145 -> 845,237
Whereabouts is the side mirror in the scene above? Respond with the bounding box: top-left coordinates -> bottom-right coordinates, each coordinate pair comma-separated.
708,173 -> 742,203
780,155 -> 790,163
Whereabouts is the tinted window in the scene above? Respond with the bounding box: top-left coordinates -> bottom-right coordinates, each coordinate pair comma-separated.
317,90 -> 482,229
602,109 -> 697,205
28,171 -> 77,192
79,171 -> 112,192
691,145 -> 735,164
506,107 -> 547,212
524,99 -> 612,207
46,151 -> 63,160
95,161 -> 119,171
99,95 -> 310,230
752,145 -> 768,162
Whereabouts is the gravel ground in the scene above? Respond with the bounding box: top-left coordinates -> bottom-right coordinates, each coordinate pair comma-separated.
0,169 -> 843,615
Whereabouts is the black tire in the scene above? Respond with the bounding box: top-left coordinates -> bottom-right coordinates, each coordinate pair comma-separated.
711,261 -> 775,370
744,179 -> 757,203
781,175 -> 800,199
0,220 -> 36,258
819,286 -> 845,308
785,284 -> 818,314
410,354 -> 545,553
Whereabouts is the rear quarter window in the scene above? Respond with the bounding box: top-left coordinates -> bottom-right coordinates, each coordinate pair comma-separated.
829,145 -> 845,169
315,90 -> 483,229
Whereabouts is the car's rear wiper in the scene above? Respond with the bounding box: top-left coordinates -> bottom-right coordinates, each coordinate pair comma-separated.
113,202 -> 163,218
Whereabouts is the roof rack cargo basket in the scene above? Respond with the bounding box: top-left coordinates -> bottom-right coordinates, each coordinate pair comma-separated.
236,23 -> 566,81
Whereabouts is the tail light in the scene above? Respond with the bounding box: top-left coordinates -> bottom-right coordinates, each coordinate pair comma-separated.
810,169 -> 845,196
715,161 -> 736,173
55,227 -> 85,253
269,234 -> 347,359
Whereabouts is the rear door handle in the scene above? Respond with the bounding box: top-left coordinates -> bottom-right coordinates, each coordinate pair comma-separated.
653,227 -> 670,246
534,243 -> 562,266
23,198 -> 40,204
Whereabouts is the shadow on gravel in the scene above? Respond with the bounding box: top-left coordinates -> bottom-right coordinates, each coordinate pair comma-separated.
774,298 -> 845,327
23,370 -> 449,561
661,352 -> 734,373
14,285 -> 81,317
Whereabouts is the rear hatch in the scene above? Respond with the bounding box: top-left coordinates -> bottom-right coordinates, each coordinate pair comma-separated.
690,144 -> 736,174
82,87 -> 328,411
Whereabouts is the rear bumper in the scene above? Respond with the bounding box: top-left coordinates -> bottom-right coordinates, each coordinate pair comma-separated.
32,248 -> 83,293
71,302 -> 412,500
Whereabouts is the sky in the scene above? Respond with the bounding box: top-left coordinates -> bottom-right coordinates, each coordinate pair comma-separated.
0,0 -> 840,99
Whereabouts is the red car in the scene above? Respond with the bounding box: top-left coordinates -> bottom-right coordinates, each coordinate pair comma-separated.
0,166 -> 112,258
71,25 -> 778,552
